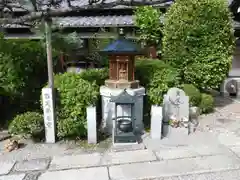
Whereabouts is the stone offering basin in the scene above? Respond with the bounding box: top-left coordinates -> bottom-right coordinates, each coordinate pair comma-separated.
117,117 -> 133,133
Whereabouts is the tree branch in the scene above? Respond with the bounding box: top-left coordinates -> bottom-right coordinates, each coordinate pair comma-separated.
0,0 -> 172,25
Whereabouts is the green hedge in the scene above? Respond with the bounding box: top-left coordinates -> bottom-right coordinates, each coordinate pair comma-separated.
163,0 -> 234,90
135,59 -> 180,105
79,68 -> 109,86
199,93 -> 214,114
51,72 -> 99,139
182,84 -> 201,106
8,111 -> 44,138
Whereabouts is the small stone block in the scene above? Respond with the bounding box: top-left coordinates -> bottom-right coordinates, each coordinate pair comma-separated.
13,158 -> 50,172
0,161 -> 15,175
49,153 -> 102,170
101,149 -> 157,165
150,106 -> 163,140
87,106 -> 97,144
0,174 -> 26,180
38,167 -> 109,180
110,143 -> 146,152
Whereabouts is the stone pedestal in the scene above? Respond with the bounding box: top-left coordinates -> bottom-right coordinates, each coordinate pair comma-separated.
100,86 -> 145,134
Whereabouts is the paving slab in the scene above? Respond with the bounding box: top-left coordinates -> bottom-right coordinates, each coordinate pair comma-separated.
178,169 -> 240,180
0,161 -> 15,175
109,154 -> 240,180
38,167 -> 108,180
49,153 -> 102,170
13,158 -> 50,172
0,131 -> 10,141
0,174 -> 26,180
217,132 -> 240,146
229,146 -> 240,156
101,149 -> 157,165
155,146 -> 199,160
188,144 -> 231,156
143,131 -> 218,150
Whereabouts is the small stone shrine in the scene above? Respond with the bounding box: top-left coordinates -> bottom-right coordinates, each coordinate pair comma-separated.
103,29 -> 141,89
110,89 -> 138,144
162,88 -> 189,137
100,29 -> 145,137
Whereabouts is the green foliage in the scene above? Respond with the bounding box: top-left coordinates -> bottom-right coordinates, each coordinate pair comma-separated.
199,93 -> 214,113
134,6 -> 163,46
0,53 -> 24,95
57,117 -> 87,139
182,84 -> 201,106
0,35 -> 48,125
163,0 -> 235,90
135,59 -> 180,105
79,68 -> 109,86
0,36 -> 47,96
53,72 -> 99,139
51,32 -> 84,56
8,112 -> 44,137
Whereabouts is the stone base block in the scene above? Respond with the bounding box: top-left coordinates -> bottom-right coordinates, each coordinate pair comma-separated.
100,86 -> 145,135
105,79 -> 139,89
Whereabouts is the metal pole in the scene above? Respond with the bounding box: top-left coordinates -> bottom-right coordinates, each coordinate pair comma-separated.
45,18 -> 54,88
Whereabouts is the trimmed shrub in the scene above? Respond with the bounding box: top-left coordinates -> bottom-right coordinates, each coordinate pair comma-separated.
199,93 -> 214,114
182,84 -> 201,106
8,112 -> 44,137
135,59 -> 180,105
163,0 -> 235,90
79,68 -> 108,86
53,72 -> 99,139
134,6 -> 162,46
57,117 -> 87,139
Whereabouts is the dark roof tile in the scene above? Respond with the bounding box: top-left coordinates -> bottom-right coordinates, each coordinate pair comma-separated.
54,15 -> 135,27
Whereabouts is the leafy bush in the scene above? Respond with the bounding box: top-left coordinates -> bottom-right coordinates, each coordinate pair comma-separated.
8,112 -> 44,137
80,68 -> 108,86
163,0 -> 235,90
0,36 -> 47,96
199,93 -> 214,114
53,72 -> 99,139
182,84 -> 201,106
0,35 -> 49,125
135,59 -> 180,105
134,6 -> 163,46
57,117 -> 87,139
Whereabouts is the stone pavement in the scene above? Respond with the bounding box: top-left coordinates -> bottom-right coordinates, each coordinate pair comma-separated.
2,96 -> 240,180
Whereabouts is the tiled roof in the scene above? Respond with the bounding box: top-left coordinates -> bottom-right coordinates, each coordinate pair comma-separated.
40,0 -> 173,10
101,39 -> 141,53
4,17 -> 240,29
54,15 -> 135,27
6,0 -> 172,12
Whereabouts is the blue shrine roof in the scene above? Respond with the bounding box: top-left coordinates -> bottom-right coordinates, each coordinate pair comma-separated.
101,39 -> 142,54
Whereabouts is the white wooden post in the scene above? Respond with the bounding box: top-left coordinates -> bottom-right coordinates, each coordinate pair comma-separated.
87,106 -> 97,144
42,88 -> 56,143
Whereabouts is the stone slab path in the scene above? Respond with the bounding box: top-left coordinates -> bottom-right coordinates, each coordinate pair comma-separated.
2,96 -> 240,180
